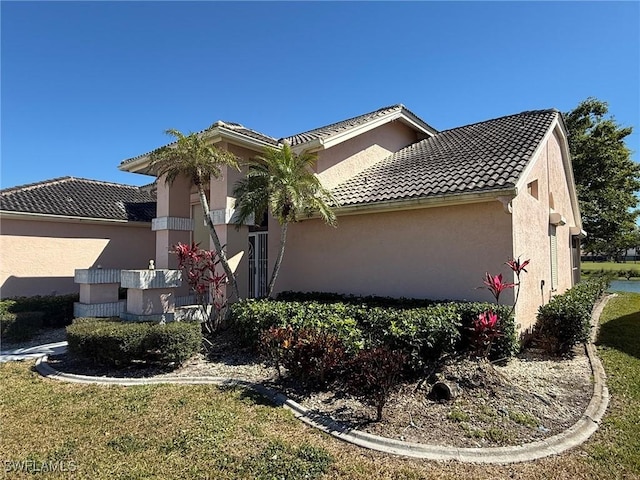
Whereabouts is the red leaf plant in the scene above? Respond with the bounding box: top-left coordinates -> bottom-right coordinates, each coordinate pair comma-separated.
483,273 -> 515,304
172,242 -> 227,335
472,310 -> 502,358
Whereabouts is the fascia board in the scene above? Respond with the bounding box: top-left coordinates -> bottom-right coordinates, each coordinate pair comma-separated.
0,210 -> 151,227
119,127 -> 274,174
301,188 -> 516,220
320,112 -> 433,150
514,115 -> 582,230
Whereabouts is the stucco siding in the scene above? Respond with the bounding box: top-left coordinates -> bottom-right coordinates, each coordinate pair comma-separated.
0,217 -> 155,297
316,122 -> 418,189
272,201 -> 513,302
512,127 -> 578,331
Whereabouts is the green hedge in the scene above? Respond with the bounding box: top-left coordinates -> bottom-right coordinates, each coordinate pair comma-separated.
0,311 -> 45,342
0,294 -> 78,327
535,277 -> 610,354
66,319 -> 201,367
230,297 -> 519,371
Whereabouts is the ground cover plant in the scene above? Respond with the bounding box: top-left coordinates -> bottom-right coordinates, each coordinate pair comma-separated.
66,318 -> 201,367
1,293 -> 638,479
0,294 -> 77,328
535,276 -> 610,354
582,260 -> 640,280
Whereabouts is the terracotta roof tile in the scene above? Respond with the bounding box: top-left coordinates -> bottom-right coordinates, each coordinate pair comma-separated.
281,104 -> 436,147
332,109 -> 558,207
0,177 -> 156,222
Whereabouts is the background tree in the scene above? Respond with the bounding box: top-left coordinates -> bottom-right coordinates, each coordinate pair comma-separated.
565,98 -> 640,259
150,129 -> 241,300
233,143 -> 337,297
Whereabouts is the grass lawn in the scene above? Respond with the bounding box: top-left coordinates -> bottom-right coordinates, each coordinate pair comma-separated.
582,261 -> 640,277
1,294 -> 639,479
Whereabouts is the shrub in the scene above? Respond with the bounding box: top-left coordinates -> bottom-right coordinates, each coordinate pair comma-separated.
260,326 -> 347,388
259,325 -> 296,378
66,319 -> 201,367
381,304 -> 461,372
535,277 -> 610,354
232,298 -> 521,373
285,328 -> 347,388
344,347 -> 406,421
230,299 -> 364,352
2,294 -> 78,327
0,311 -> 44,342
455,302 -> 519,360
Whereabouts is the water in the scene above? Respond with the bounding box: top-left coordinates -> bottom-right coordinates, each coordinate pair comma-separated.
609,280 -> 640,293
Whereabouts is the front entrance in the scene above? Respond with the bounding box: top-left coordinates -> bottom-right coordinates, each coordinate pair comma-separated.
248,232 -> 268,298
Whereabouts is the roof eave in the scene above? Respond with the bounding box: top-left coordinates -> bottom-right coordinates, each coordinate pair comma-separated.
292,108 -> 437,154
327,188 -> 518,218
119,127 -> 277,175
0,210 -> 153,226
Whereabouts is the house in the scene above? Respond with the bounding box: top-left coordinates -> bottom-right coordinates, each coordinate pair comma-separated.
0,177 -> 157,297
119,105 -> 583,332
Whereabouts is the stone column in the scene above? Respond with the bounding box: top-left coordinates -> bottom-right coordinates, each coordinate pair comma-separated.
120,269 -> 182,322
73,268 -> 124,318
209,162 -> 252,300
152,174 -> 193,269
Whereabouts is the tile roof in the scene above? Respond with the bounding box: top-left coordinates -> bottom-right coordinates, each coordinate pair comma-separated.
120,121 -> 278,167
0,177 -> 156,222
332,109 -> 559,207
281,104 -> 436,147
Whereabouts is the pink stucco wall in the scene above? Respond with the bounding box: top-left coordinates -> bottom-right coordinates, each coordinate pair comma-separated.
511,126 -> 579,331
272,201 -> 514,302
315,121 -> 419,189
0,217 -> 155,297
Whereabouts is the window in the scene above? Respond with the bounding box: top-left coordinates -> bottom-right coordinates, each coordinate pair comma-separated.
550,226 -> 558,290
527,180 -> 539,199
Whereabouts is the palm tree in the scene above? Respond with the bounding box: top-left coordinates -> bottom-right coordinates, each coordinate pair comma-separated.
233,142 -> 337,298
149,129 -> 241,301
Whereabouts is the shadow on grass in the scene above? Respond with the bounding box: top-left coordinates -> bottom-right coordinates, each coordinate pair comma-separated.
596,311 -> 640,360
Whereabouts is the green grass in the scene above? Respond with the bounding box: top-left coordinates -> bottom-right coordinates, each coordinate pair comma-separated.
1,294 -> 639,479
590,292 -> 640,477
582,261 -> 640,280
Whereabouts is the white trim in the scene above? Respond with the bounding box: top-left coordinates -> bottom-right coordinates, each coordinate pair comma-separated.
0,210 -> 151,227
514,116 -> 582,230
325,188 -> 517,218
151,216 -> 194,231
119,126 -> 274,174
292,109 -> 437,154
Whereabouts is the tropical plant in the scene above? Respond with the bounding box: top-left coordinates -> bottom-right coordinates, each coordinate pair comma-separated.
172,242 -> 227,334
149,129 -> 241,300
233,142 -> 337,297
470,310 -> 501,358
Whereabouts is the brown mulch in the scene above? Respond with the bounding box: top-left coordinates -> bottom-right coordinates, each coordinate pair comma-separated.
40,328 -> 592,448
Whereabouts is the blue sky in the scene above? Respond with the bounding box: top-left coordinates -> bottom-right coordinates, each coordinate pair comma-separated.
2,1 -> 639,188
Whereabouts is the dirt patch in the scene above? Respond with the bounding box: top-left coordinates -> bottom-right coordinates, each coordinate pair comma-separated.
45,329 -> 592,448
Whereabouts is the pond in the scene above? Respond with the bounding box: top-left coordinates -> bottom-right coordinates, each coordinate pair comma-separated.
609,280 -> 640,293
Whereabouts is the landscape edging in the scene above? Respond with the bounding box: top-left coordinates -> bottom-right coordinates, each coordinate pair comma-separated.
32,295 -> 612,464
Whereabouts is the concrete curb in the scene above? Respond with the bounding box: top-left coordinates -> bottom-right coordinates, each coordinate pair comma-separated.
31,297 -> 612,464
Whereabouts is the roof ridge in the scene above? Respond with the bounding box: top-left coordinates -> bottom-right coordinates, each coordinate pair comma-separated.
439,108 -> 559,134
280,104 -> 404,143
1,176 -> 74,195
1,176 -> 147,195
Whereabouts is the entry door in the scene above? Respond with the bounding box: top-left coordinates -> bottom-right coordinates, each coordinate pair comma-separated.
248,232 -> 268,298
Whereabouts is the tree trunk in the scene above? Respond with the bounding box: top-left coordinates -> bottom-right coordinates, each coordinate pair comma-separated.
266,222 -> 288,298
197,186 -> 240,302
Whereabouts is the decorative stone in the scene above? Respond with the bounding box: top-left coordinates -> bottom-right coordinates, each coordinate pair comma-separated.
120,312 -> 175,323
125,288 -> 176,316
151,216 -> 194,231
210,208 -> 254,226
74,301 -> 125,318
120,269 -> 182,290
74,268 -> 121,284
